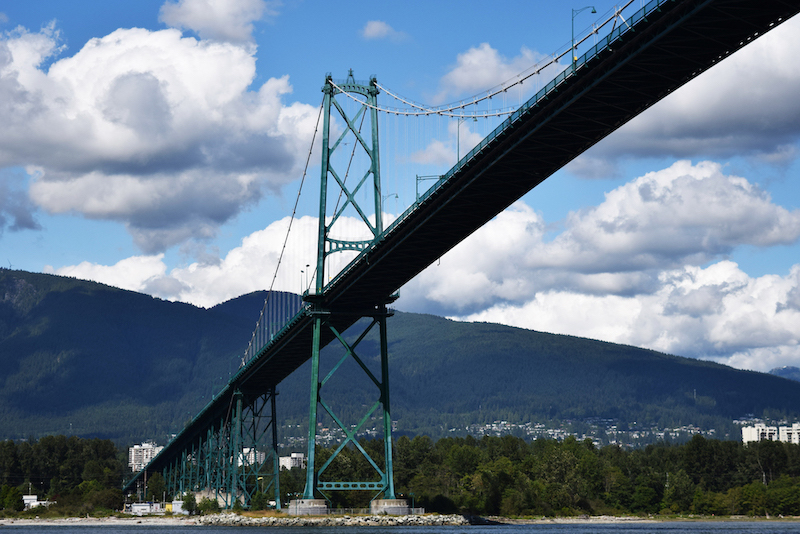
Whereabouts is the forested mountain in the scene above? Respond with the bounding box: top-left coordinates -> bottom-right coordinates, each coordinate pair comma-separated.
2,269 -> 799,446
770,366 -> 800,382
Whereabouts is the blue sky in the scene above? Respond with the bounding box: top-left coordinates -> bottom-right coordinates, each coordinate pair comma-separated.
1,0 -> 799,372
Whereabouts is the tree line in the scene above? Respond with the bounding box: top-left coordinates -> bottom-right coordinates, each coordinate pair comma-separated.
0,435 -> 123,515
279,434 -> 800,516
4,433 -> 800,517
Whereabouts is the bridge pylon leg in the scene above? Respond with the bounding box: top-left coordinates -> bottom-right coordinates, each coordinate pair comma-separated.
294,299 -> 405,514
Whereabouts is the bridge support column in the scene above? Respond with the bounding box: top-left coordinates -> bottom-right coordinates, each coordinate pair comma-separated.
302,313 -> 323,501
297,299 -> 403,513
234,388 -> 282,510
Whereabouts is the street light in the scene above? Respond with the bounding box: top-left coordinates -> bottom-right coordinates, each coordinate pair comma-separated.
456,115 -> 477,162
382,193 -> 398,212
572,6 -> 596,73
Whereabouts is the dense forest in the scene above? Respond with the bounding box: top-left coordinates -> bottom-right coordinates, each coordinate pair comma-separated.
282,434 -> 800,517
4,270 -> 800,445
0,435 -> 124,515
3,434 -> 800,518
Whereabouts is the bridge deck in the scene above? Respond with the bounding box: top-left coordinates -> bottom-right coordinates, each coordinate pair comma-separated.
127,0 -> 800,487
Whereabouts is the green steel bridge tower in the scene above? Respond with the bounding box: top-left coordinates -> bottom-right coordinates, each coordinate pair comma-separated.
293,70 -> 403,514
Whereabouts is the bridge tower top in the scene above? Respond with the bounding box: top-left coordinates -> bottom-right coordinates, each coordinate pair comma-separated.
314,72 -> 383,296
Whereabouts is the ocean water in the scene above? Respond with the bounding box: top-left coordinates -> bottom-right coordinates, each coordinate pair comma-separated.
2,523 -> 800,534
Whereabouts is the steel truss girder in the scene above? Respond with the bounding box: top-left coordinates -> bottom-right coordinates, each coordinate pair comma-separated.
159,388 -> 280,510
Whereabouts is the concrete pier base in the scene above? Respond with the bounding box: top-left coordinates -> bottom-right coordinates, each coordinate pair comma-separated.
288,499 -> 328,516
370,499 -> 410,515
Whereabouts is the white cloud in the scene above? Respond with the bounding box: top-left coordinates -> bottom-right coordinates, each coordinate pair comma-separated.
571,15 -> 800,172
555,160 -> 800,271
361,20 -> 405,42
159,0 -> 276,44
45,255 -> 168,293
0,23 -> 317,252
48,214 -> 372,308
434,43 -> 560,104
404,160 -> 800,315
409,120 -> 484,166
457,262 -> 800,373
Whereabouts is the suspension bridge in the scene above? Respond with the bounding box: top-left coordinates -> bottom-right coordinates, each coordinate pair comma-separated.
123,0 -> 800,514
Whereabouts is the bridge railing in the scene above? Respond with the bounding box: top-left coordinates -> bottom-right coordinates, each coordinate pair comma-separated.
241,292 -> 307,365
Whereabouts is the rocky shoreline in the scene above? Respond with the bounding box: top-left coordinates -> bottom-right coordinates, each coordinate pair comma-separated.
198,512 -> 471,527
7,513 -> 798,527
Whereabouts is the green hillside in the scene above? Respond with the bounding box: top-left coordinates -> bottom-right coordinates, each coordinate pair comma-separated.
0,269 -> 252,443
1,268 -> 798,446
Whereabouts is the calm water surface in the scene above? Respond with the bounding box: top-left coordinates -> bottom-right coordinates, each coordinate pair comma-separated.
2,524 -> 800,533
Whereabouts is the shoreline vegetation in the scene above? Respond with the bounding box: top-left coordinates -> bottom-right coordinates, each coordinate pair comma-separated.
7,435 -> 800,519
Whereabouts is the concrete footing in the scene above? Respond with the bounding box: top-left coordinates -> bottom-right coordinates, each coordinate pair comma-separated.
370,499 -> 410,515
288,499 -> 328,516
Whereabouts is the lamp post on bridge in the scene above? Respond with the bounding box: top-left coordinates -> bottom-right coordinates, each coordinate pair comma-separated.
299,269 -> 305,295
382,193 -> 398,214
572,6 -> 596,74
456,115 -> 477,163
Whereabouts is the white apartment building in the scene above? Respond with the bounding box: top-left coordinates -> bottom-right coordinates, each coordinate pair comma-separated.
741,423 -> 800,444
280,452 -> 306,470
128,441 -> 164,472
780,423 -> 800,444
238,447 -> 267,467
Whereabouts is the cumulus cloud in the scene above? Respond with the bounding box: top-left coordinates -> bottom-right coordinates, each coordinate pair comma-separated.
45,255 -> 168,293
361,20 -> 405,42
410,120 -> 484,166
44,160 -> 800,371
458,262 -> 800,373
159,0 -> 277,44
571,15 -> 800,174
434,43 -> 560,104
48,215 -> 368,308
404,160 -> 800,315
396,160 -> 800,371
0,170 -> 40,235
0,22 -> 317,252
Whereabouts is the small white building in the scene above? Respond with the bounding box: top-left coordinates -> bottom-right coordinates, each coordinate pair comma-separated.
280,452 -> 306,470
129,442 -> 164,472
170,499 -> 189,515
23,495 -> 51,510
128,502 -> 164,515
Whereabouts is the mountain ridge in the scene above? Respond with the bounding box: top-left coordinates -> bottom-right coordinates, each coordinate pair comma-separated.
1,268 -> 797,445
